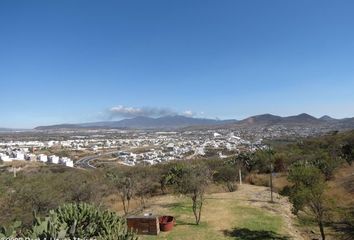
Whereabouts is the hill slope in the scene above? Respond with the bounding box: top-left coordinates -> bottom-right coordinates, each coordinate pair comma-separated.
34,113 -> 354,131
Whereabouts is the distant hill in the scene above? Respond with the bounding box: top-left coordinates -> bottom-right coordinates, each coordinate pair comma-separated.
0,127 -> 30,132
235,113 -> 322,127
319,115 -> 338,122
34,114 -> 354,131
35,115 -> 237,130
237,114 -> 283,126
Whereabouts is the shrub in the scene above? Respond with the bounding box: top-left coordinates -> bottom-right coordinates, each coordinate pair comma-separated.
288,165 -> 329,240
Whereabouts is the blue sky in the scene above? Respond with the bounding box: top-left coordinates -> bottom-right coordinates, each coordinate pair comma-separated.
1,0 -> 354,128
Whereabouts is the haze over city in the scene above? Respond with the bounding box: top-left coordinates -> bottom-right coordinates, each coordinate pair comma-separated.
1,0 -> 354,128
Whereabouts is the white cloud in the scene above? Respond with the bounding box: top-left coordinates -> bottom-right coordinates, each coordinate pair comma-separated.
182,110 -> 195,117
109,105 -> 176,118
107,105 -> 203,119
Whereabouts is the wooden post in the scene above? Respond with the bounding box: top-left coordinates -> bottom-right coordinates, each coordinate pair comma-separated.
239,168 -> 242,185
270,163 -> 273,203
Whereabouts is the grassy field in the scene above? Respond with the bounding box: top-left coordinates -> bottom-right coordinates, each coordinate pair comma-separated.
140,185 -> 297,240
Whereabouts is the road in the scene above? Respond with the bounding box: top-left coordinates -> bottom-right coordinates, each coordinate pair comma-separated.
75,150 -> 120,169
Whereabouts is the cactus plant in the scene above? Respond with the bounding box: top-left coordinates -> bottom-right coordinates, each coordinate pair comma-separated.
0,221 -> 21,238
54,203 -> 137,240
2,203 -> 137,240
29,211 -> 68,239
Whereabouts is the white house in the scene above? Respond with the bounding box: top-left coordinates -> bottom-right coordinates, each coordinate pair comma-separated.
48,155 -> 60,164
46,141 -> 54,147
60,157 -> 73,167
37,154 -> 48,162
59,157 -> 70,164
0,153 -> 11,162
25,153 -> 36,161
213,132 -> 222,138
12,152 -> 25,160
65,160 -> 74,167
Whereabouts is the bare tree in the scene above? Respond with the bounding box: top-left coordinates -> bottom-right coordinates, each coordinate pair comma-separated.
107,172 -> 135,215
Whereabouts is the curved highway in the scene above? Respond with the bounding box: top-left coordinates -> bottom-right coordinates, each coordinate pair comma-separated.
75,151 -> 120,169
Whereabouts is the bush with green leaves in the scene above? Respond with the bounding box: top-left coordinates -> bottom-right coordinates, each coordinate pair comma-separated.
288,164 -> 330,240
213,164 -> 239,192
0,168 -> 110,227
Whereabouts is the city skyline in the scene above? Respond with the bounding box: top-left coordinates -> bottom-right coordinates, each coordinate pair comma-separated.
1,0 -> 354,128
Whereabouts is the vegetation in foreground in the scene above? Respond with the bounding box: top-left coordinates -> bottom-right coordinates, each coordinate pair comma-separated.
0,203 -> 137,239
0,130 -> 353,239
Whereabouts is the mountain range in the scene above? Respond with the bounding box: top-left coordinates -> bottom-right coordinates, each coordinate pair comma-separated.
34,113 -> 354,131
0,127 -> 30,132
35,115 -> 236,130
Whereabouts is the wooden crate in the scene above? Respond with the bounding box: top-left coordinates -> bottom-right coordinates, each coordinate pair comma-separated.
127,216 -> 160,235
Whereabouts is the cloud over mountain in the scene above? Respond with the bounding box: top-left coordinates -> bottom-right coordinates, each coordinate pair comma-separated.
109,105 -> 177,118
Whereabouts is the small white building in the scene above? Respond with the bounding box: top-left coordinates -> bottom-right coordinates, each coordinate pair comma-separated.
12,152 -> 25,160
48,155 -> 60,164
37,154 -> 48,162
46,141 -> 55,147
60,157 -> 74,167
25,153 -> 37,161
213,132 -> 222,138
0,153 -> 11,162
65,160 -> 74,167
59,157 -> 70,164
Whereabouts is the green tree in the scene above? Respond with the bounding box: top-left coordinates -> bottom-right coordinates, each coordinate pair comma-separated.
288,165 -> 329,240
172,163 -> 212,225
309,150 -> 339,180
117,177 -> 135,215
340,143 -> 354,165
106,171 -> 135,215
213,164 -> 239,192
132,166 -> 159,208
158,162 -> 186,194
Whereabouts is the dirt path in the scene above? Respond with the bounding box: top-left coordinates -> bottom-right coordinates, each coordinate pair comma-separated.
209,184 -> 305,240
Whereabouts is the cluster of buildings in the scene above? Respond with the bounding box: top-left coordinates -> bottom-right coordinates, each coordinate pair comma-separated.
112,131 -> 263,166
0,148 -> 74,167
0,129 -> 267,167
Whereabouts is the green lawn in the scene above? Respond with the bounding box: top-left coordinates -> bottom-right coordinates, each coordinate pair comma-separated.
141,195 -> 289,240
